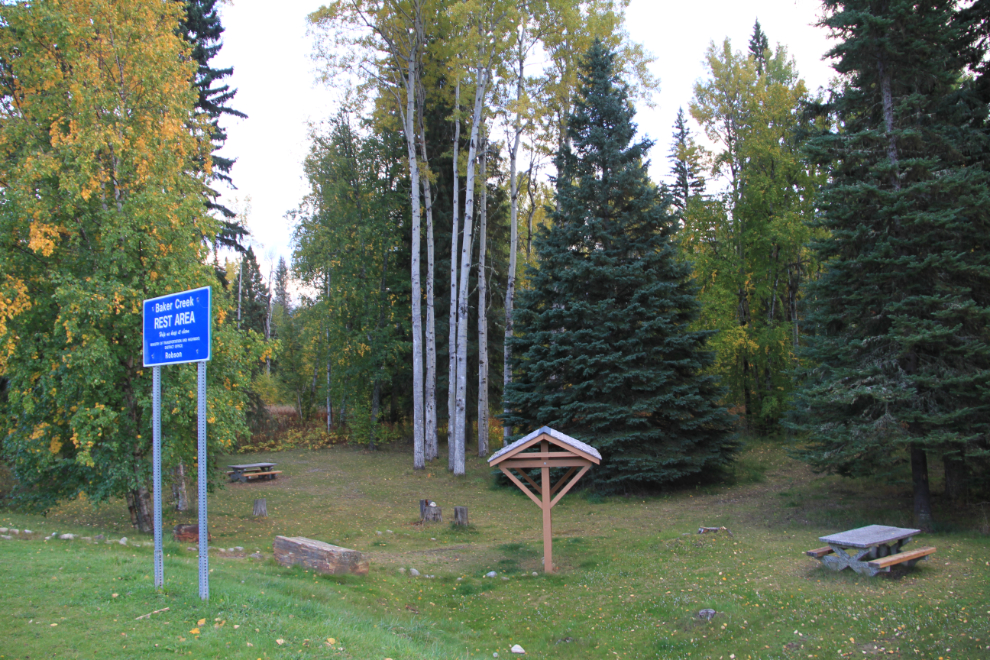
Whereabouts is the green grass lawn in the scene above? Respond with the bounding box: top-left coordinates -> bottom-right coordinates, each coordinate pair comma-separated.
2,439 -> 988,659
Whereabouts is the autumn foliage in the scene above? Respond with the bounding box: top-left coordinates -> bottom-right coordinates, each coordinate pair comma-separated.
0,0 -> 262,519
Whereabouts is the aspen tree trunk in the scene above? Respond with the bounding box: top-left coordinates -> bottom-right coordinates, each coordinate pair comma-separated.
476,135 -> 489,457
171,462 -> 189,512
327,269 -> 333,433
418,99 -> 438,462
504,51 -> 524,446
237,260 -> 242,328
454,69 -> 489,476
402,45 -> 425,470
265,263 -> 273,375
448,80 -> 461,471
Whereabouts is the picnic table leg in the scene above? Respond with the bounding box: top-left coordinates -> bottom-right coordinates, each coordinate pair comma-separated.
821,545 -> 874,574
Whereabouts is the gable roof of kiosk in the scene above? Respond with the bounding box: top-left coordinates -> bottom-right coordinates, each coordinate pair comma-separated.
487,426 -> 601,465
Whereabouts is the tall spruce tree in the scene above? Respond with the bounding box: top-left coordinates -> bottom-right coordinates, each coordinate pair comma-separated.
238,246 -> 269,336
748,19 -> 770,75
181,0 -> 248,250
790,0 -> 990,526
504,41 -> 738,493
669,107 -> 706,218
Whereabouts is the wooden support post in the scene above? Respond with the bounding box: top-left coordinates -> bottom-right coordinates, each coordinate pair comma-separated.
541,440 -> 553,573
253,498 -> 268,518
453,506 -> 468,526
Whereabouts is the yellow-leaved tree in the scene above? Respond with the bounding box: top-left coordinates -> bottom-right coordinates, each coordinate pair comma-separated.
0,0 -> 264,530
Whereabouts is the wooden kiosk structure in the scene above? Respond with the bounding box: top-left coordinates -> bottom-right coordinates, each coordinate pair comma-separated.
488,427 -> 601,573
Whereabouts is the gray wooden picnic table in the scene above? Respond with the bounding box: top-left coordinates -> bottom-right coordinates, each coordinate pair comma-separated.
808,524 -> 935,576
227,462 -> 279,483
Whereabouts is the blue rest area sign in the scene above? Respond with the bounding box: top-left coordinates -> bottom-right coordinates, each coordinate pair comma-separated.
143,286 -> 212,367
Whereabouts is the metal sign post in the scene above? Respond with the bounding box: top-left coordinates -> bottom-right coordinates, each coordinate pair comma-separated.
143,286 -> 212,600
152,366 -> 163,588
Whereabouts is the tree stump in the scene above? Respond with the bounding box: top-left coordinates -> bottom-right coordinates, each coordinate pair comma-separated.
453,506 -> 468,526
273,536 -> 368,575
422,505 -> 442,523
253,498 -> 268,518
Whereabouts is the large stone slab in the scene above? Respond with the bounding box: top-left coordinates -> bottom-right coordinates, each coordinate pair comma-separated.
273,536 -> 369,576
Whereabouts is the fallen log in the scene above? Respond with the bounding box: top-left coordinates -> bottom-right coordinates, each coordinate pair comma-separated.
173,524 -> 212,543
697,526 -> 733,537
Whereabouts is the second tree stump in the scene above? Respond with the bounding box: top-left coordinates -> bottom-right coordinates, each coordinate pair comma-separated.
453,506 -> 468,526
253,498 -> 268,518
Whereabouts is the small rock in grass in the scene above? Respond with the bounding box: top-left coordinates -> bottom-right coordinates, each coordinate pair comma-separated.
95,534 -> 104,541
485,571 -> 497,578
59,534 -> 76,540
119,537 -> 127,546
532,572 -> 538,576
376,531 -> 382,536
501,577 -> 509,581
23,530 -> 32,534
10,529 -> 18,534
187,546 -> 196,552
408,568 -> 420,577
697,609 -> 716,621
0,528 -> 7,533
1,535 -> 12,540
398,567 -> 406,574
386,530 -> 393,534
234,546 -> 244,551
81,537 -> 92,542
430,537 -> 436,541
456,577 -> 463,581
248,552 -> 263,559
511,644 -> 526,654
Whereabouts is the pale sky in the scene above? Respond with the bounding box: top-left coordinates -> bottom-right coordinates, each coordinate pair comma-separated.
213,0 -> 836,270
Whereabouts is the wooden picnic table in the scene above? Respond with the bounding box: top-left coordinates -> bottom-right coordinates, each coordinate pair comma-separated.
806,525 -> 935,576
227,462 -> 280,483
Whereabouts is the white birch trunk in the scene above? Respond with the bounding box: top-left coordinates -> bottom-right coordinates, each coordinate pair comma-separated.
504,50 -> 524,446
419,107 -> 438,462
402,50 -> 425,471
327,269 -> 333,433
448,80 -> 461,471
454,69 -> 489,476
476,134 -> 489,457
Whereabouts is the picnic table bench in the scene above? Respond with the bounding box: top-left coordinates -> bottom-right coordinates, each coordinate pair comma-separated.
227,462 -> 280,483
806,525 -> 935,576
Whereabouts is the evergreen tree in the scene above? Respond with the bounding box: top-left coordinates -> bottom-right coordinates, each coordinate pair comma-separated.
790,0 -> 990,526
748,19 -> 769,75
180,0 -> 248,250
273,256 -> 291,314
238,246 -> 269,336
504,41 -> 738,493
669,107 -> 706,217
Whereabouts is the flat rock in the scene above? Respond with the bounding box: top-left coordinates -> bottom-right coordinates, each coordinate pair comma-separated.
409,568 -> 420,577
511,644 -> 526,654
59,534 -> 76,540
119,537 -> 127,545
485,571 -> 497,578
1,535 -> 12,540
273,536 -> 368,576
